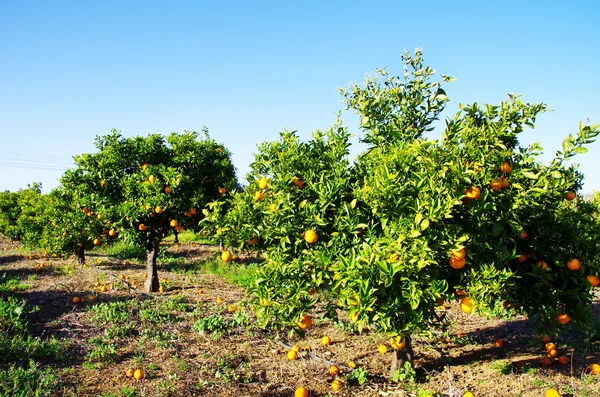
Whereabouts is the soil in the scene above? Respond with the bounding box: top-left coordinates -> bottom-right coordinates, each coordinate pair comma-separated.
1,235 -> 599,397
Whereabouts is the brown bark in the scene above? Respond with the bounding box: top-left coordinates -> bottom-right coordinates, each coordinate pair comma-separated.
173,229 -> 179,244
144,238 -> 160,293
77,245 -> 85,266
390,337 -> 414,378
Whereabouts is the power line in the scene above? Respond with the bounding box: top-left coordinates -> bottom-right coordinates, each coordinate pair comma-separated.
0,151 -> 74,161
0,162 -> 69,172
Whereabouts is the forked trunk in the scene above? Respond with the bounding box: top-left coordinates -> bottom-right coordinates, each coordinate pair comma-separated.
390,336 -> 414,378
145,238 -> 160,293
77,245 -> 86,266
173,229 -> 179,244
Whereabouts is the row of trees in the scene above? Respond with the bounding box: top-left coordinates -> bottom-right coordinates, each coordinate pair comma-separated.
1,50 -> 599,375
0,129 -> 237,292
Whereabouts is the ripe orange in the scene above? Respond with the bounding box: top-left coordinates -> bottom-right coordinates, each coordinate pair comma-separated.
548,348 -> 558,358
294,387 -> 309,397
449,256 -> 466,269
155,206 -> 163,214
460,297 -> 474,313
133,369 -> 144,380
541,335 -> 552,344
545,389 -> 560,397
495,339 -> 504,347
490,179 -> 502,191
503,301 -> 513,310
291,176 -> 305,188
216,147 -> 222,153
99,285 -> 108,292
350,312 -> 359,323
97,213 -> 103,220
258,177 -> 269,189
500,161 -> 512,173
590,363 -> 600,374
520,231 -> 528,240
108,229 -> 117,237
389,336 -> 406,350
72,296 -> 81,304
557,313 -> 570,325
247,236 -> 258,245
93,238 -> 100,246
126,368 -> 134,377
558,355 -> 569,365
158,285 -> 165,293
253,191 -> 263,201
139,224 -> 146,231
567,258 -> 580,271
164,186 -> 172,194
564,191 -> 576,201
464,392 -> 475,397
304,229 -> 318,244
500,176 -> 510,189
297,314 -> 312,330
464,186 -> 481,200
287,350 -> 298,360
100,180 -> 106,186
221,251 -> 232,262
291,345 -> 300,352
536,261 -> 548,270
175,225 -> 183,232
328,365 -> 340,376
89,295 -> 97,301
540,357 -> 553,366
450,248 -> 466,259
331,379 -> 343,391
545,342 -> 556,352
322,336 -> 332,346
518,254 -> 527,263
348,361 -> 356,368
170,219 -> 178,227
218,187 -> 226,194
378,344 -> 388,354
587,275 -> 600,287
82,207 -> 89,214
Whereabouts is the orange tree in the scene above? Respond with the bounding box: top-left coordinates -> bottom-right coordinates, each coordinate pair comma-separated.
0,189 -> 25,240
61,129 -> 236,292
205,50 -> 600,375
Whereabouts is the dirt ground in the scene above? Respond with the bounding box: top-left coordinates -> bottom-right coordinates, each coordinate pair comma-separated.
1,235 -> 599,397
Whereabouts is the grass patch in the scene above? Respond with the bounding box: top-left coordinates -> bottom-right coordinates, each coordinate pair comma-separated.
164,230 -> 207,243
194,259 -> 259,288
0,272 -> 32,293
98,242 -> 146,260
0,360 -> 56,397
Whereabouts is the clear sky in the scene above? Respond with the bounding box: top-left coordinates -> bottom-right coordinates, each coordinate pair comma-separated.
1,1 -> 599,193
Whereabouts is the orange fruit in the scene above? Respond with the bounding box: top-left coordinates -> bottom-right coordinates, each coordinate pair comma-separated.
108,229 -> 117,237
93,238 -> 100,246
95,281 -> 101,287
164,186 -> 172,194
350,312 -> 359,323
170,219 -> 178,227
218,187 -> 226,194
541,335 -> 552,344
322,336 -> 332,346
377,344 -> 388,354
541,357 -> 553,366
297,314 -> 312,330
389,336 -> 406,350
518,254 -> 527,263
328,365 -> 340,376
331,379 -> 343,391
545,389 -> 560,397
247,236 -> 258,245
126,368 -> 134,377
464,186 -> 481,200
558,355 -> 569,365
100,180 -> 106,186
464,392 -> 475,397
253,191 -> 263,201
500,161 -> 512,173
490,179 -> 502,191
216,147 -> 222,153
536,261 -> 548,270
590,363 -> 600,374
587,275 -> 599,287
258,178 -> 269,189
449,256 -> 466,269
460,297 -> 474,313
567,258 -> 580,271
348,361 -> 356,368
304,229 -> 318,244
133,369 -> 144,380
500,176 -> 510,189
545,342 -> 557,352
564,191 -> 576,201
294,387 -> 309,397
72,296 -> 80,304
291,345 -> 300,352
99,285 -> 108,292
450,248 -> 466,259
259,298 -> 269,307
287,350 -> 298,360
520,231 -> 528,240
155,206 -> 163,214
221,251 -> 232,262
548,348 -> 558,357
148,175 -> 155,183
139,224 -> 146,231
292,176 -> 305,188
175,225 -> 183,232
158,285 -> 165,293
495,339 -> 504,347
89,295 -> 97,301
557,313 -> 570,325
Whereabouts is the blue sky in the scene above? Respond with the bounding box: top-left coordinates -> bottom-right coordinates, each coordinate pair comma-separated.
1,1 -> 599,192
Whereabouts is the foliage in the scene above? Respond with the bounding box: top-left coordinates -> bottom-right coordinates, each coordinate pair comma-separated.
0,360 -> 56,397
205,49 -> 600,349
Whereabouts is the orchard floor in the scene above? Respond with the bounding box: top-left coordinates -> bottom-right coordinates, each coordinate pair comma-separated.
1,235 -> 599,397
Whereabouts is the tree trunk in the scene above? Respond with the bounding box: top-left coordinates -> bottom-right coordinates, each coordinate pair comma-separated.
173,229 -> 179,244
77,245 -> 86,266
145,238 -> 160,293
390,337 -> 414,378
